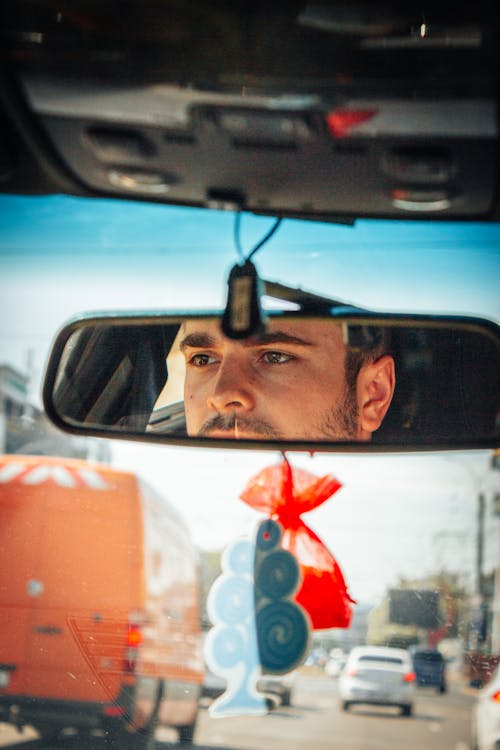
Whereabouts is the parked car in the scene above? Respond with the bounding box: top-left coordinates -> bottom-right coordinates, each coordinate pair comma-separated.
338,646 -> 416,716
411,648 -> 447,693
471,664 -> 500,750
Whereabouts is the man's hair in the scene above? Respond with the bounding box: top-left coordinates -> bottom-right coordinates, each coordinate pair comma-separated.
344,327 -> 390,395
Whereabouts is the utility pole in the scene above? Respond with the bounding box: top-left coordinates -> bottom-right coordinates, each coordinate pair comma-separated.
476,493 -> 485,599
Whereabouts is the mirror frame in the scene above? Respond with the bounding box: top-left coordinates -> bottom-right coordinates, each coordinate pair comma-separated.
42,309 -> 500,453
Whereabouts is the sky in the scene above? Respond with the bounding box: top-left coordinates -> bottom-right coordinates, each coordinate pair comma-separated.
1,194 -> 499,604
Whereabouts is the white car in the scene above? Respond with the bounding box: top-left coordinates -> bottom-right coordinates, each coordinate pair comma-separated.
338,646 -> 416,716
471,665 -> 500,750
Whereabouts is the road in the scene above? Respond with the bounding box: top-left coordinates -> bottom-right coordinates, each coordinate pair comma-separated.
0,671 -> 476,750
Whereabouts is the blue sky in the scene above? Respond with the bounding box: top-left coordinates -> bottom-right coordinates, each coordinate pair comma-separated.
1,194 -> 499,315
2,194 -> 500,256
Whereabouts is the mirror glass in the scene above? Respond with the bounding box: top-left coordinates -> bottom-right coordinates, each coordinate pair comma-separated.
44,314 -> 500,448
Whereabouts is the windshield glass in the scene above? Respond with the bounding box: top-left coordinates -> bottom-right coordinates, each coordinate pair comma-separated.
1,194 -> 499,750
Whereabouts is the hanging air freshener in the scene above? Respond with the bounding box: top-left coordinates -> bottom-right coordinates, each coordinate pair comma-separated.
204,517 -> 310,717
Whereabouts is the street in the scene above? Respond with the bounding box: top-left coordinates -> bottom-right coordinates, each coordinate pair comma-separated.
0,670 -> 476,750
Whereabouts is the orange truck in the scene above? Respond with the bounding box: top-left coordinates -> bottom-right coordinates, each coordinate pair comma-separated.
0,454 -> 204,749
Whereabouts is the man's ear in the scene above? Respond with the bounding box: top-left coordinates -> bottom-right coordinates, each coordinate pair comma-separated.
356,355 -> 396,438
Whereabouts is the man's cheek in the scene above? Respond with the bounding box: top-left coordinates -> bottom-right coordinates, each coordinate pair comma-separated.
188,389 -> 209,426
184,404 -> 200,436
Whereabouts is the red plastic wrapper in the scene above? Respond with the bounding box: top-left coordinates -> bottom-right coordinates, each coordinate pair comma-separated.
240,458 -> 355,630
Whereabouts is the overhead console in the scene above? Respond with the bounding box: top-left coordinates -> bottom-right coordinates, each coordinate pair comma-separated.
1,2 -> 499,221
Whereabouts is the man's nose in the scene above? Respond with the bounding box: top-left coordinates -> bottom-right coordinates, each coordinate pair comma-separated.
207,357 -> 255,412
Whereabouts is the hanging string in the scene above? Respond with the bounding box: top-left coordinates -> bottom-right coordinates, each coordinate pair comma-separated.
234,212 -> 282,263
233,211 -> 244,261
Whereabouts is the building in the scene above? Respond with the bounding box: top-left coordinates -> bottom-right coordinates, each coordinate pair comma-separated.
0,363 -> 111,462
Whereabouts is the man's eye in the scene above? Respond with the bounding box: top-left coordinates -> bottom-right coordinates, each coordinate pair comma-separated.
188,353 -> 217,367
261,351 -> 294,364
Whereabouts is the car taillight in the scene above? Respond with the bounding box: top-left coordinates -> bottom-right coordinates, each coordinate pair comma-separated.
325,109 -> 377,139
492,689 -> 500,703
126,624 -> 143,648
103,705 -> 126,717
403,671 -> 416,683
123,624 -> 143,673
346,668 -> 358,677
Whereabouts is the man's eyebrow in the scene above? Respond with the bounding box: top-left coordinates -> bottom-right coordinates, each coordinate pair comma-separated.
179,332 -> 216,351
179,329 -> 314,351
246,330 -> 313,347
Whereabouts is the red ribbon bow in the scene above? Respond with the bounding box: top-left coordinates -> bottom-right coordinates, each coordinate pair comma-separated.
240,458 -> 355,629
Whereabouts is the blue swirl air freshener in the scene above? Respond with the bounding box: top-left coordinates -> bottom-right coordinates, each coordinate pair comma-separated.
204,519 -> 310,717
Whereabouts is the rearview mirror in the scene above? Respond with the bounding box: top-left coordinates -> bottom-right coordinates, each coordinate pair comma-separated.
42,311 -> 500,451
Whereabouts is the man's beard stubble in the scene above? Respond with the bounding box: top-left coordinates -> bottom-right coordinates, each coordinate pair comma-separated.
197,413 -> 281,438
317,381 -> 359,439
194,382 -> 359,441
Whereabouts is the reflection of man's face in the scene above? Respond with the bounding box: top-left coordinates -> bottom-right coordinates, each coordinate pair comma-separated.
180,319 -> 395,440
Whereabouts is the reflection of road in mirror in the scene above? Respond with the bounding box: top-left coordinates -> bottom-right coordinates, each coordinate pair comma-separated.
178,318 -> 395,441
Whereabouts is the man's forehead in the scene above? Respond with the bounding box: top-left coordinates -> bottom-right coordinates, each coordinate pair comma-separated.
179,318 -> 344,348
